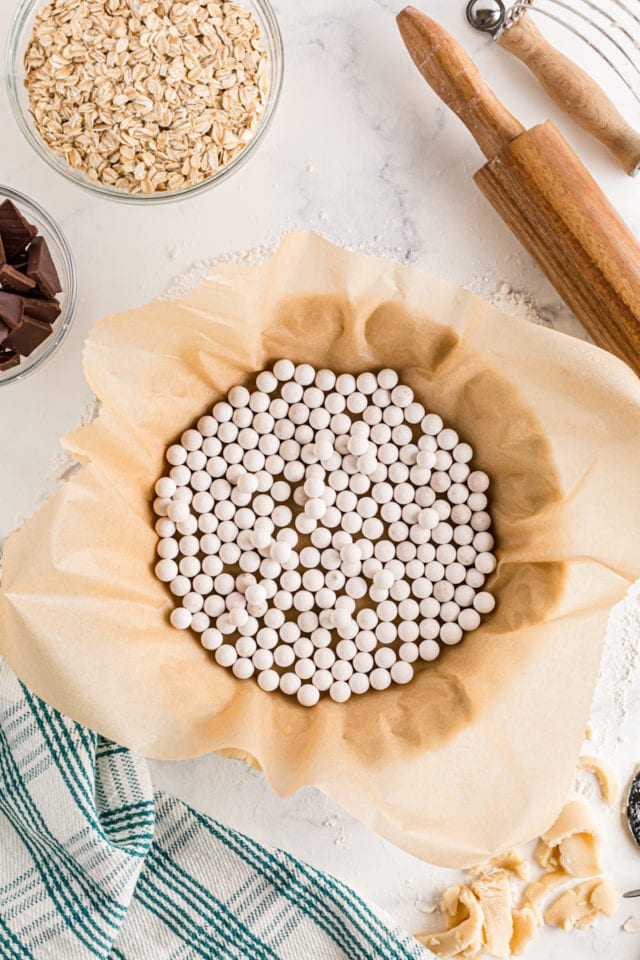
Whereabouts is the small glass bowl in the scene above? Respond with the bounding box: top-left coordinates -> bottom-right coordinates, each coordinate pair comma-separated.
0,185 -> 77,388
6,0 -> 284,205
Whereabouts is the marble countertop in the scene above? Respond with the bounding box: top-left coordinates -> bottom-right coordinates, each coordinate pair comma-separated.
1,0 -> 640,956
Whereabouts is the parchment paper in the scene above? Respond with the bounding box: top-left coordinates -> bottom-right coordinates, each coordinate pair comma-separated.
1,232 -> 639,868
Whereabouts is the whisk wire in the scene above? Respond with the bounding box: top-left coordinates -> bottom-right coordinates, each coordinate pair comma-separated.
609,0 -> 640,32
572,0 -> 640,48
544,0 -> 640,75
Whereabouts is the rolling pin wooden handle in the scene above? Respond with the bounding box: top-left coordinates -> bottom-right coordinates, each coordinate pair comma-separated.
397,6 -> 525,159
498,14 -> 640,177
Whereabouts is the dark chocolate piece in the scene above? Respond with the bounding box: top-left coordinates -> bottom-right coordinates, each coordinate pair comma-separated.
10,254 -> 28,272
0,291 -> 24,329
0,233 -> 5,268
0,350 -> 20,371
22,296 -> 61,324
5,316 -> 52,357
0,264 -> 36,294
0,321 -> 9,346
0,199 -> 37,261
27,237 -> 62,299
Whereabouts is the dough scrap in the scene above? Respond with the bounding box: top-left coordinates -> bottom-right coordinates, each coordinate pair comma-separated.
622,915 -> 640,933
470,850 -> 530,881
533,839 -> 558,872
522,869 -> 571,924
541,800 -> 597,846
577,755 -> 618,804
418,885 -> 484,958
544,878 -> 618,931
538,801 -> 601,877
509,907 -> 538,957
470,871 -> 513,958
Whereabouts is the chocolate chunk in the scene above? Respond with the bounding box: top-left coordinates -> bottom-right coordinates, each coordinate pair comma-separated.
0,199 -> 37,261
22,296 -> 61,324
5,315 -> 52,357
0,264 -> 36,294
10,254 -> 28,271
0,201 -> 64,366
27,237 -> 62,299
0,291 -> 24,329
0,350 -> 20,371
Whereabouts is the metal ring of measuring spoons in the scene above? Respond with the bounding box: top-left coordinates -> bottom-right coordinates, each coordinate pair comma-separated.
465,0 -> 507,36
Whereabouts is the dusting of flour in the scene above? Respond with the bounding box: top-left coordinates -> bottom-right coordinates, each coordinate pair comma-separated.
468,278 -> 552,328
588,585 -> 640,755
162,235 -> 409,301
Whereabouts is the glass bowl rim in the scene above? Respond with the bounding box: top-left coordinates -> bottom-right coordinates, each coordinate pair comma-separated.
0,183 -> 78,388
5,0 -> 284,205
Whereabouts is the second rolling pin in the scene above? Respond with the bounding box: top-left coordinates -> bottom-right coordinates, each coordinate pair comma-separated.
397,6 -> 640,375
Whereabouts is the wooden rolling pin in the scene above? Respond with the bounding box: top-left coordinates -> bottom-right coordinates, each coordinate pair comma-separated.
397,6 -> 640,375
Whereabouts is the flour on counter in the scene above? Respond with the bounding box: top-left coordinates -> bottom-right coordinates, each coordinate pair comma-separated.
323,817 -> 348,848
573,771 -> 597,802
167,243 -> 183,262
162,235 -> 409,301
488,283 -> 553,327
589,586 -> 640,756
46,395 -> 100,483
42,394 -> 100,495
467,278 -> 552,328
162,239 -> 283,299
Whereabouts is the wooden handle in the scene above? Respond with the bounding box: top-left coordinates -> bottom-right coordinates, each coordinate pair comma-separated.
475,121 -> 640,371
499,14 -> 640,177
397,6 -> 525,159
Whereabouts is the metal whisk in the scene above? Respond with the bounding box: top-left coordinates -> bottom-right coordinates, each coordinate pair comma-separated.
466,0 -> 640,174
512,0 -> 640,101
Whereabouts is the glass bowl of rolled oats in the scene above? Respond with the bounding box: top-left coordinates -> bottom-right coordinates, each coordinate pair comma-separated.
6,0 -> 283,203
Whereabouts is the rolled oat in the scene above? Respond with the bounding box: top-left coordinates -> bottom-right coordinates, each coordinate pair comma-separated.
24,0 -> 270,194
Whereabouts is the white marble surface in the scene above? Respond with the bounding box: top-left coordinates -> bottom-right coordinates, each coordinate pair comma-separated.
1,0 -> 640,956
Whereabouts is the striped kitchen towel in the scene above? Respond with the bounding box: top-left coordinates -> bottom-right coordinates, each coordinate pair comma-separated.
0,656 -> 432,960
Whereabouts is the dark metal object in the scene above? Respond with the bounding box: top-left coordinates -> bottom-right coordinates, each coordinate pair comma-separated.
624,770 -> 640,898
627,769 -> 640,846
466,0 -> 507,35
